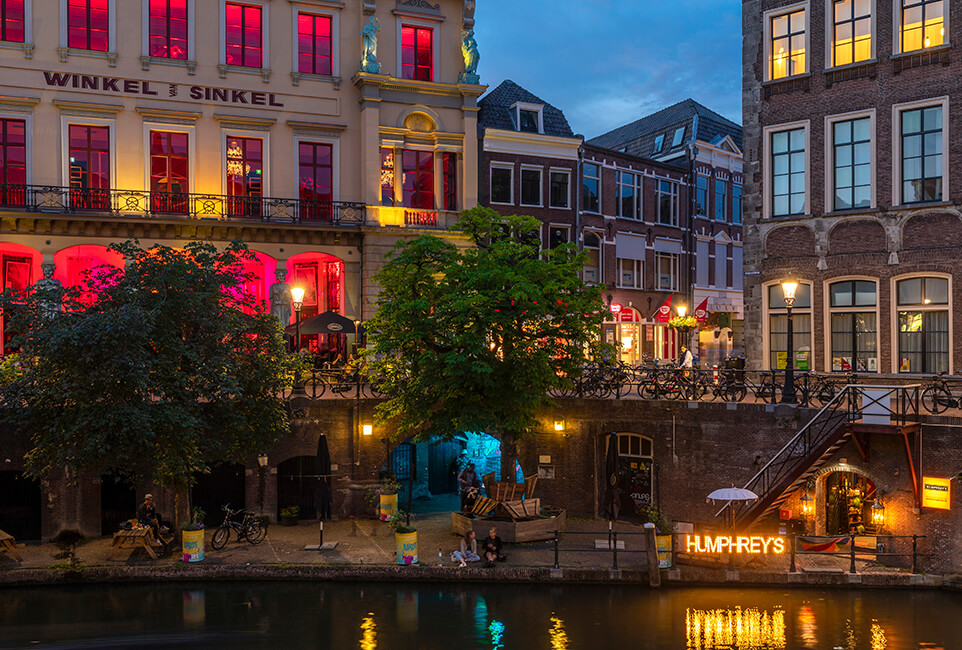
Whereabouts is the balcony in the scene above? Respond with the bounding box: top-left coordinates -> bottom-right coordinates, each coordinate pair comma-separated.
0,184 -> 366,227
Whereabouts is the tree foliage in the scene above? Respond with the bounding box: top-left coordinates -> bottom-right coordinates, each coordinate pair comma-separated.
367,207 -> 609,478
0,241 -> 291,491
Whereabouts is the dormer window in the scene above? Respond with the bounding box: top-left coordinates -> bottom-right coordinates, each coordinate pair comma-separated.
652,134 -> 665,154
671,126 -> 686,148
511,102 -> 543,134
519,110 -> 539,133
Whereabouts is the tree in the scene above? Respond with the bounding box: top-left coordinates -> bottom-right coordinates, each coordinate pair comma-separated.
367,207 -> 609,480
0,241 -> 291,524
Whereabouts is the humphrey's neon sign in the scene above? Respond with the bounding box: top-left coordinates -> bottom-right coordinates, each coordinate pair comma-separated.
685,535 -> 786,554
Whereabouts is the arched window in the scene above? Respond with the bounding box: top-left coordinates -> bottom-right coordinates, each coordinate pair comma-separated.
896,276 -> 949,373
583,231 -> 601,284
767,282 -> 812,370
611,433 -> 654,512
828,279 -> 877,372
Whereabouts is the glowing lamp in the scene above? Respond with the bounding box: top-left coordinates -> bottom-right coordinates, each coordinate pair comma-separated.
291,286 -> 306,311
800,491 -> 814,516
781,280 -> 798,303
257,453 -> 268,468
362,424 -> 373,436
553,418 -> 566,432
677,305 -> 687,318
872,498 -> 885,526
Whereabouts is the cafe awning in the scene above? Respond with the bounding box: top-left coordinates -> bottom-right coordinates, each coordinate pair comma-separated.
284,311 -> 364,336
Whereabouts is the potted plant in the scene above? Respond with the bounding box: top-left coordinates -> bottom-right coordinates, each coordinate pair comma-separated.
181,506 -> 205,563
280,505 -> 300,526
363,478 -> 401,521
389,511 -> 418,565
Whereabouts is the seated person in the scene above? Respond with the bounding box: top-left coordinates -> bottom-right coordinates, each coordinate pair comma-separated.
482,526 -> 507,566
451,530 -> 481,567
135,493 -> 163,543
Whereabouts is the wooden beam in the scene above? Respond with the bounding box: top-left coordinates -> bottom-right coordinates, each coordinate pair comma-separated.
850,428 -> 870,462
901,428 -> 922,511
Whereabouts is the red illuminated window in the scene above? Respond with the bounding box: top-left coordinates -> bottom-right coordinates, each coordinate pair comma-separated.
226,136 -> 262,217
297,13 -> 331,75
67,0 -> 109,51
298,142 -> 333,222
69,124 -> 110,210
401,25 -> 432,81
149,0 -> 187,59
402,150 -> 433,209
380,148 -> 395,206
149,131 -> 189,213
225,2 -> 262,68
0,119 -> 26,207
442,153 -> 457,211
0,0 -> 25,42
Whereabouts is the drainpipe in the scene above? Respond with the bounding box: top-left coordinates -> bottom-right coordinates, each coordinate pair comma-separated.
686,115 -> 699,313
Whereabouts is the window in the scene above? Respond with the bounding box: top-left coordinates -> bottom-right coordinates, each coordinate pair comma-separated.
547,226 -> 570,249
0,118 -> 25,207
442,153 -> 457,211
583,232 -> 601,284
68,0 -> 109,51
901,105 -> 942,204
519,110 -> 539,133
768,283 -> 812,370
770,8 -> 806,79
832,0 -> 871,66
831,116 -> 872,210
0,0 -> 25,42
225,2 -> 262,68
149,0 -> 187,59
714,179 -> 727,221
149,130 -> 188,213
618,258 -> 643,288
695,174 -> 709,215
897,276 -> 949,373
652,134 -> 664,155
901,0 -> 944,53
829,280 -> 877,372
772,127 -> 806,216
297,13 -> 332,75
490,165 -> 512,204
617,171 -> 641,220
670,126 -> 685,148
69,124 -> 110,210
520,167 -> 542,206
298,141 -> 333,221
549,170 -> 569,208
655,252 -> 680,291
732,185 -> 743,224
402,149 -> 433,209
225,136 -> 262,216
401,25 -> 432,81
380,148 -> 395,206
582,163 -> 600,213
656,180 -> 679,226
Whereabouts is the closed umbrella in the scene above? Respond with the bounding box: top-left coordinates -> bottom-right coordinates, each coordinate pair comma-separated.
603,432 -> 621,546
314,434 -> 332,521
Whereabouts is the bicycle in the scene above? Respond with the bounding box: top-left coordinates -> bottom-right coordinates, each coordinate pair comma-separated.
210,504 -> 268,549
922,372 -> 959,414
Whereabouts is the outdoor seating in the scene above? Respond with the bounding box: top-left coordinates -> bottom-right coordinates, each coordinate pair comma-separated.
107,521 -> 172,560
0,528 -> 23,562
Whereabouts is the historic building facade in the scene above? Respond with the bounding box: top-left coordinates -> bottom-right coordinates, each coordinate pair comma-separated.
744,0 -> 962,374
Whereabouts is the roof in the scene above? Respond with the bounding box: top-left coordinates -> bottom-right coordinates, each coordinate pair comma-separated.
478,80 -> 575,138
587,99 -> 742,161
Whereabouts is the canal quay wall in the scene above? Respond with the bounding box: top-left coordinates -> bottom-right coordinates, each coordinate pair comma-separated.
4,399 -> 962,573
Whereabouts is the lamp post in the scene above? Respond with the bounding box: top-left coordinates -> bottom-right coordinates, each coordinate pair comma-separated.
256,453 -> 269,516
780,281 -> 798,404
291,286 -> 305,353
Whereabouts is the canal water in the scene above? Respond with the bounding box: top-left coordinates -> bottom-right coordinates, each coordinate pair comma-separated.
0,582 -> 958,649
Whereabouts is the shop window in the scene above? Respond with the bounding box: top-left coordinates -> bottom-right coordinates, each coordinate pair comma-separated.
68,0 -> 109,51
897,276 -> 949,373
772,127 -> 806,216
832,0 -> 871,66
401,149 -> 433,209
1,253 -> 32,354
549,170 -> 569,209
225,2 -> 262,68
770,8 -> 806,79
617,171 -> 641,220
617,258 -> 642,289
768,282 -> 812,370
297,13 -> 331,75
442,153 -> 457,211
900,0 -> 944,53
582,163 -> 600,213
655,252 -> 679,291
401,25 -> 432,81
149,131 -> 189,214
900,105 -> 942,204
69,124 -> 110,210
829,280 -> 877,372
380,148 -> 395,206
656,179 -> 679,226
0,118 -> 26,207
149,0 -> 188,59
714,179 -> 727,221
490,164 -> 512,204
0,0 -> 25,42
520,167 -> 542,206
833,116 -> 871,210
298,141 -> 333,222
225,136 -> 262,217
732,185 -> 742,224
583,232 -> 601,284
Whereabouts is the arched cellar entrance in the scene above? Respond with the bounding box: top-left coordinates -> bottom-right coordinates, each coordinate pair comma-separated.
603,432 -> 655,519
100,474 -> 136,536
0,470 -> 41,541
191,463 -> 246,527
821,470 -> 879,536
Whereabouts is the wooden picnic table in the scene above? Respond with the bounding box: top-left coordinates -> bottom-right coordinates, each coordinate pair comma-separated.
0,528 -> 22,562
107,527 -> 170,560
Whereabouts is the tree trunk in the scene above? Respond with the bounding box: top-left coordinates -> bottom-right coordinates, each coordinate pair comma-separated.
500,432 -> 518,483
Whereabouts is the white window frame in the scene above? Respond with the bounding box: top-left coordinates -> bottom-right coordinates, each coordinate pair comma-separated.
0,0 -> 33,55
60,114 -> 117,190
582,229 -> 603,285
616,169 -> 642,221
891,96 -> 949,208
141,122 -> 197,196
141,0 -> 196,69
519,165 -> 543,207
825,0 -> 877,68
763,1 -> 810,82
893,0 -> 951,55
582,161 -> 601,214
0,111 -> 33,185
545,223 -> 571,250
291,3 -> 339,82
890,271 -> 953,373
59,0 -> 118,61
219,0 -> 271,75
654,251 -> 680,292
616,257 -> 643,289
652,134 -> 665,155
670,126 -> 686,148
762,280 -> 814,371
823,276 -> 879,372
548,167 -> 571,209
220,128 -> 271,196
762,119 -> 811,219
396,17 -> 439,82
292,134 -> 339,202
825,109 -> 876,212
656,178 -> 680,226
489,162 -> 513,205
511,102 -> 544,134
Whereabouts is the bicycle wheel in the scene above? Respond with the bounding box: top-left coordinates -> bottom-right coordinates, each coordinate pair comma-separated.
922,386 -> 951,414
246,520 -> 268,545
725,384 -> 748,403
211,526 -> 230,549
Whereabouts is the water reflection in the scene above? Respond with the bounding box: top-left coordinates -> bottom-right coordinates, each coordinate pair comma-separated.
549,614 -> 569,650
488,620 -> 505,649
686,607 -> 786,649
359,613 -> 376,650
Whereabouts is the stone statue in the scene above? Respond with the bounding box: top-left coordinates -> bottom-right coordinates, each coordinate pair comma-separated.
459,29 -> 480,84
35,263 -> 63,319
269,269 -> 292,326
360,16 -> 381,74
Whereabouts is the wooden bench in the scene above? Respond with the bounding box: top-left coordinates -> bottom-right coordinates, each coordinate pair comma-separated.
0,528 -> 22,562
107,526 -> 171,560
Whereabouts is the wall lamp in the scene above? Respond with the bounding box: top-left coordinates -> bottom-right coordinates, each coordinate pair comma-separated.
553,418 -> 566,432
362,424 -> 373,436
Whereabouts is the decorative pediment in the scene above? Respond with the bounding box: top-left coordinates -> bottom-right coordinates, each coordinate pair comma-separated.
396,0 -> 441,15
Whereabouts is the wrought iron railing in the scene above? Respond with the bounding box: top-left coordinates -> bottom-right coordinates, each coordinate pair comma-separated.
0,183 -> 366,226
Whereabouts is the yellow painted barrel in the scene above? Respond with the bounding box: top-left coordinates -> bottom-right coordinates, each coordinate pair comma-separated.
379,493 -> 398,521
395,530 -> 418,565
182,528 -> 205,563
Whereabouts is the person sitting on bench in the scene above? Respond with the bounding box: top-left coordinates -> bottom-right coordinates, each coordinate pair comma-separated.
136,493 -> 163,544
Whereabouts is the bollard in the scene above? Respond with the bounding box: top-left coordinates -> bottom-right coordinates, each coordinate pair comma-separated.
553,531 -> 560,569
612,530 -> 619,570
790,535 -> 797,573
912,535 -> 919,574
849,534 -> 857,574
318,521 -> 323,550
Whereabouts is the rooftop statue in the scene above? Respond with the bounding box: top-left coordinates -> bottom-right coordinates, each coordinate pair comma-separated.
460,29 -> 480,84
360,16 -> 381,74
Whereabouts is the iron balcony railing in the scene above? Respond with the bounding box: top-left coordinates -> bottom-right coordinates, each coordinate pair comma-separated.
0,183 -> 366,226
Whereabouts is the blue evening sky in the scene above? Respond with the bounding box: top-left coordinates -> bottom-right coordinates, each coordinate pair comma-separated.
474,0 -> 742,138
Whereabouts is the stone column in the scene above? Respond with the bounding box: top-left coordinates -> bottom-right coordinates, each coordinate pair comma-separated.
461,100 -> 480,208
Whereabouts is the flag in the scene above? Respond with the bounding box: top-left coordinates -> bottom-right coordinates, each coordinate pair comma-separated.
654,295 -> 673,323
694,298 -> 709,324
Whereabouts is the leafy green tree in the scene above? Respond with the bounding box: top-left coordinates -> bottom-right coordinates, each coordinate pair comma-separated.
367,207 -> 608,480
0,241 -> 291,523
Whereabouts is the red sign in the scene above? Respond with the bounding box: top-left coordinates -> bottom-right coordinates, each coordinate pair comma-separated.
655,295 -> 673,323
694,298 -> 709,324
610,303 -> 622,314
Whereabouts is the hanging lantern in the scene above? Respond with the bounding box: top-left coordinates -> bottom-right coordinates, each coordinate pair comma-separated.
872,498 -> 885,527
800,491 -> 814,516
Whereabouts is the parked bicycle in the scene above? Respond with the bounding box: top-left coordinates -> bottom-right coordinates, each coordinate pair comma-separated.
210,504 -> 268,549
922,372 -> 960,414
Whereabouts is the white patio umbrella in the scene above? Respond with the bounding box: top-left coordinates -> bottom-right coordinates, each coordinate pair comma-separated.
707,484 -> 759,530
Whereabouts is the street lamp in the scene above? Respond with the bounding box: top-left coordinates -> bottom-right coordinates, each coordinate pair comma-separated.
677,305 -> 687,318
800,491 -> 814,517
780,280 -> 798,404
291,286 -> 305,353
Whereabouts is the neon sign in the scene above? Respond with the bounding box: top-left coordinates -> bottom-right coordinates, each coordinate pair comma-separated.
685,535 -> 786,554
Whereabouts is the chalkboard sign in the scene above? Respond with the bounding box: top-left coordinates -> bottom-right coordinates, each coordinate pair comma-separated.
625,461 -> 652,511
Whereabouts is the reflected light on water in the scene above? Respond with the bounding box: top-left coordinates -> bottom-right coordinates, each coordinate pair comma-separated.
797,604 -> 817,647
870,622 -> 887,650
359,613 -> 377,650
549,615 -> 569,650
686,607 -> 786,649
489,620 -> 505,649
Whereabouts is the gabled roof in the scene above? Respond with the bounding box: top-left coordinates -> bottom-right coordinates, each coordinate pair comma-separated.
588,99 -> 742,160
478,80 -> 576,138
